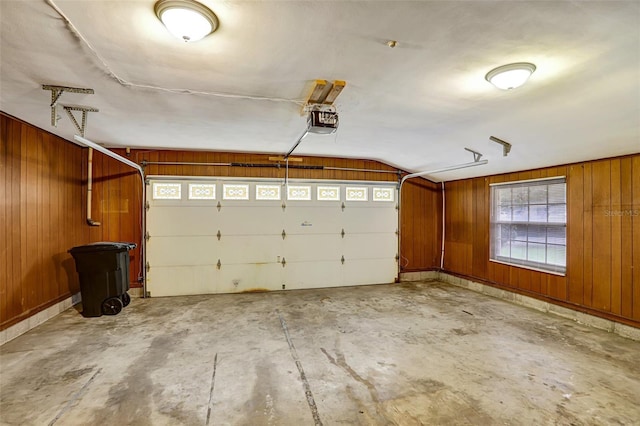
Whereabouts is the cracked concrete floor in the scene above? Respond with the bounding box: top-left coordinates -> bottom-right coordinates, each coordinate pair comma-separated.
1,280 -> 639,425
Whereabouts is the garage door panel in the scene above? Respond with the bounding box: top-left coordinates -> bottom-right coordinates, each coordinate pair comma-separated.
148,266 -> 217,297
284,261 -> 342,290
218,207 -> 283,235
342,258 -> 398,286
218,264 -> 283,293
284,206 -> 343,234
342,207 -> 397,233
283,235 -> 342,262
148,206 -> 221,236
147,178 -> 397,296
148,236 -> 220,266
219,236 -> 282,263
343,233 -> 398,259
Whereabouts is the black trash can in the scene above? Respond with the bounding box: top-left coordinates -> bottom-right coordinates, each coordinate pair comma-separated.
69,242 -> 137,317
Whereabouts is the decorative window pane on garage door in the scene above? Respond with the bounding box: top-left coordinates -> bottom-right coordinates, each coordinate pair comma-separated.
490,177 -> 567,275
287,185 -> 311,200
223,184 -> 249,200
346,187 -> 368,201
188,184 -> 215,200
256,185 -> 281,200
317,186 -> 340,201
145,177 -> 398,297
153,182 -> 181,200
373,187 -> 394,202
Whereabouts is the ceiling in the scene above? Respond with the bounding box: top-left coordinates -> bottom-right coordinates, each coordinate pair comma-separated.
1,1 -> 638,181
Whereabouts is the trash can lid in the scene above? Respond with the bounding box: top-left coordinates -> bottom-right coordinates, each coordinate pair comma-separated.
69,242 -> 137,253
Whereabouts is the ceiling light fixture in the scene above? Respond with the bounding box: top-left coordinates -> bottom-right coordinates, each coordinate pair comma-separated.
154,0 -> 219,42
485,62 -> 536,90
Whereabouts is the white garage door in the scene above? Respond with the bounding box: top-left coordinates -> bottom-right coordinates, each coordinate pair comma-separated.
146,177 -> 398,297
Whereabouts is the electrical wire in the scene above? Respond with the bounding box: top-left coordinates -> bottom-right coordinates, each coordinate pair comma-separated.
45,0 -> 306,106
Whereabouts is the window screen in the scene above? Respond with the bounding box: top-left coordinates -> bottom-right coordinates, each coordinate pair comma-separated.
490,177 -> 566,275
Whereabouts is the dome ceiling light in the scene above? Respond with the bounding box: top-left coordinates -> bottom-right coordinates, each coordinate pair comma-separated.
485,62 -> 536,90
154,0 -> 219,42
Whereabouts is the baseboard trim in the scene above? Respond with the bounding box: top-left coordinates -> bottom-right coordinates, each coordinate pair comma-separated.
128,287 -> 144,298
399,271 -> 440,282
0,293 -> 82,346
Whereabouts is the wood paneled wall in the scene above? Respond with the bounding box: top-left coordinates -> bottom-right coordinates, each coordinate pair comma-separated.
3,112 -> 636,328
1,113 -> 89,330
400,179 -> 442,271
443,155 -> 640,326
1,112 -> 440,327
89,149 -> 442,285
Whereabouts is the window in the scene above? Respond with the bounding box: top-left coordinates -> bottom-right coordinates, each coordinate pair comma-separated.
346,187 -> 368,201
152,182 -> 181,200
223,184 -> 249,200
256,185 -> 281,200
287,185 -> 311,200
490,177 -> 566,275
317,186 -> 340,201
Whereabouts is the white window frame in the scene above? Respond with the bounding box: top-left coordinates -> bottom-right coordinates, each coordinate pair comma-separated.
490,177 -> 567,275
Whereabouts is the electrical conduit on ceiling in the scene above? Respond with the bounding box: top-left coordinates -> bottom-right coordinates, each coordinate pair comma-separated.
397,160 -> 488,274
44,0 -> 305,105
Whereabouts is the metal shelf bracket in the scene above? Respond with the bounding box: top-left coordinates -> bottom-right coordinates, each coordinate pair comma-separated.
42,85 -> 94,127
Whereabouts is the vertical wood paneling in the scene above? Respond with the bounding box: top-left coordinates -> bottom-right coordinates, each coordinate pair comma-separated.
509,267 -> 520,292
42,133 -> 54,303
529,272 -> 541,296
548,274 -> 567,301
107,152 -> 120,242
592,161 -> 612,311
400,179 -> 441,271
633,156 -> 640,321
443,155 -> 638,326
35,126 -> 43,308
610,159 -> 622,315
21,126 -> 33,314
10,119 -> 22,323
518,267 -> 531,292
582,162 -> 594,307
435,181 -> 444,269
567,164 -> 584,304
400,182 -> 413,269
620,158 -> 633,318
1,113 -> 89,330
472,177 -> 488,278
1,119 -> 9,322
52,134 -> 64,299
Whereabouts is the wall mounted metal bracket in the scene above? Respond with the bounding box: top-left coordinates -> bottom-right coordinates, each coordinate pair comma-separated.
42,85 -> 94,127
490,136 -> 512,157
63,105 -> 99,137
464,147 -> 483,162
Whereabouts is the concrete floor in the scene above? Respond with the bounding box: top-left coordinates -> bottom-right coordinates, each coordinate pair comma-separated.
1,281 -> 639,426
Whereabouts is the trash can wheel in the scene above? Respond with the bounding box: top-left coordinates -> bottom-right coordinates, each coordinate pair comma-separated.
102,297 -> 123,315
121,292 -> 131,308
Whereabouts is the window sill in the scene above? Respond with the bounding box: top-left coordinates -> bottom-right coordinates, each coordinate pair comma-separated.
489,259 -> 566,277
